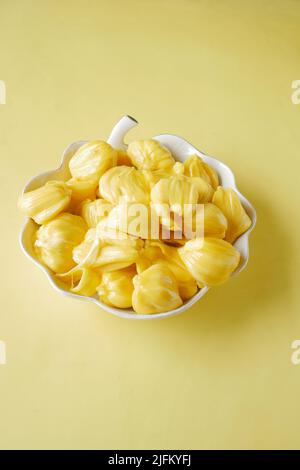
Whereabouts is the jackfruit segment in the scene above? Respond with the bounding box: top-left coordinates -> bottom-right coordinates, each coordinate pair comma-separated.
18,180 -> 72,224
127,139 -> 175,171
136,241 -> 197,301
99,165 -> 150,205
67,177 -> 97,200
35,213 -> 87,273
183,203 -> 228,239
179,237 -> 240,287
80,198 -> 113,227
184,154 -> 219,190
58,266 -> 101,296
132,264 -> 183,314
97,267 -> 136,308
212,187 -> 252,243
72,225 -> 143,271
69,140 -> 117,181
151,175 -> 214,231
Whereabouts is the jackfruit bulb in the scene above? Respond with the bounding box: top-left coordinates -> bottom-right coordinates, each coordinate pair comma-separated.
97,268 -> 135,308
127,139 -> 175,171
151,175 -> 213,230
132,264 -> 183,314
99,166 -> 149,205
18,180 -> 72,224
80,198 -> 113,227
179,237 -> 240,287
145,241 -> 198,300
58,266 -> 101,296
69,140 -> 117,181
66,177 -> 98,209
184,203 -> 228,239
35,213 -> 87,273
212,187 -> 251,243
184,154 -> 219,189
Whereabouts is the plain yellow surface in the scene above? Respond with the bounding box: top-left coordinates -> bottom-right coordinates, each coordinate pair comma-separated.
1,0 -> 300,450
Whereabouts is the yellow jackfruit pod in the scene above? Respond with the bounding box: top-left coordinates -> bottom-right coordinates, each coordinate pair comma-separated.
74,237 -> 140,272
151,258 -> 197,300
135,241 -> 197,300
96,221 -> 144,250
127,139 -> 175,171
135,243 -> 162,274
66,177 -> 98,210
141,162 -> 184,189
97,267 -> 135,308
149,241 -> 198,299
73,223 -> 144,270
192,176 -> 215,202
69,140 -> 117,181
147,240 -> 185,268
179,237 -> 240,287
103,202 -> 186,242
94,244 -> 141,272
116,148 -> 132,166
141,169 -> 173,189
202,203 -> 227,238
212,187 -> 252,243
151,175 -> 213,230
101,203 -> 153,239
73,228 -> 97,265
176,277 -> 198,300
99,166 -> 149,205
184,155 -> 219,190
135,240 -> 166,273
183,203 -> 227,239
58,267 -> 101,296
132,264 -> 183,314
71,268 -> 101,296
80,198 -> 113,227
18,180 -> 72,224
35,213 -> 87,273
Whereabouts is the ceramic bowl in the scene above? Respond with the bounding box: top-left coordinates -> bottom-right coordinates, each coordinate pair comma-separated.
19,115 -> 256,319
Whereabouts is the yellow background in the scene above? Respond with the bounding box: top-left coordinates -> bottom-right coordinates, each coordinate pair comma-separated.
1,0 -> 300,450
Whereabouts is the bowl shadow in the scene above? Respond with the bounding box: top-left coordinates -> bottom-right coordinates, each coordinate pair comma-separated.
167,191 -> 291,335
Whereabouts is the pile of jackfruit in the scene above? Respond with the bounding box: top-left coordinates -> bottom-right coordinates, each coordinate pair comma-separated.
18,139 -> 251,314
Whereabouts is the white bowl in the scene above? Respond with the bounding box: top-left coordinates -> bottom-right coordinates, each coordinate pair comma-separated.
19,115 -> 256,319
